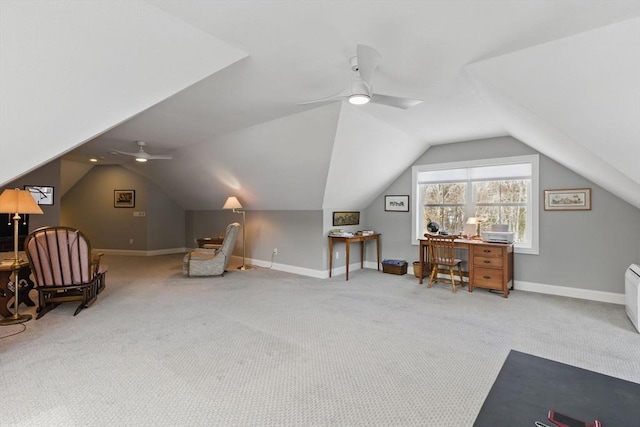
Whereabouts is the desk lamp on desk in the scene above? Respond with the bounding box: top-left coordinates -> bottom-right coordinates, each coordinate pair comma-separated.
0,188 -> 43,325
466,217 -> 484,240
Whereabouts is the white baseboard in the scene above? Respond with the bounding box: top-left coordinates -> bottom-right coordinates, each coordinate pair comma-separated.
515,280 -> 624,305
97,247 -> 187,257
405,264 -> 624,305
101,252 -> 625,305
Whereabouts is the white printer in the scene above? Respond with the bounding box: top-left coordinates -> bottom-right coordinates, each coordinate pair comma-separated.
481,224 -> 514,243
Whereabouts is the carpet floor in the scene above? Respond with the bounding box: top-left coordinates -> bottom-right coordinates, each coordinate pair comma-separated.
1,254 -> 639,426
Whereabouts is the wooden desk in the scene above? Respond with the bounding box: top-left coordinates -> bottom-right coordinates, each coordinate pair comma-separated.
419,238 -> 514,298
0,253 -> 36,318
328,234 -> 381,281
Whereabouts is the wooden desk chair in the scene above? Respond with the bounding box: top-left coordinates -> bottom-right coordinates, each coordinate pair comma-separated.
423,233 -> 464,293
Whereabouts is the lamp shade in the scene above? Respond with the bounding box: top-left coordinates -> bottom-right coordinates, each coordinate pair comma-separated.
466,217 -> 478,225
0,188 -> 44,215
222,196 -> 242,210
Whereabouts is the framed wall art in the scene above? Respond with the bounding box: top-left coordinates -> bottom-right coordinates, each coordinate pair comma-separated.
544,188 -> 591,211
24,185 -> 54,205
114,190 -> 135,208
332,211 -> 360,226
385,195 -> 409,212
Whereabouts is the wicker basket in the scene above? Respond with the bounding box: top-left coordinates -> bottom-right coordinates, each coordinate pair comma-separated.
382,261 -> 408,275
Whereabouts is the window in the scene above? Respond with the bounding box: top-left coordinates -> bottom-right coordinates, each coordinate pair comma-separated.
411,155 -> 539,254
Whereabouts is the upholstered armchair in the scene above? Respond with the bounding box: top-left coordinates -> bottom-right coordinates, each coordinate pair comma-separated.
24,226 -> 108,319
183,222 -> 240,277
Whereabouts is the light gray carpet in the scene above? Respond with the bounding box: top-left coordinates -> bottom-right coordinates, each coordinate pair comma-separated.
1,254 -> 639,426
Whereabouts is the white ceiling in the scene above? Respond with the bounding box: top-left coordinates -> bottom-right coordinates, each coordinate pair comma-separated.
3,1 -> 639,209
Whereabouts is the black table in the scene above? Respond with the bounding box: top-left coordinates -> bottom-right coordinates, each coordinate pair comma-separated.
474,350 -> 640,426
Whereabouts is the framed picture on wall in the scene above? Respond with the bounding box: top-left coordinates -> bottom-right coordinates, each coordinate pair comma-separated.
24,185 -> 54,205
385,195 -> 409,212
114,190 -> 135,208
544,188 -> 591,211
332,211 -> 360,226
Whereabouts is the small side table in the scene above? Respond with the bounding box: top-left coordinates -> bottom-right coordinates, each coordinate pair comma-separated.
0,259 -> 36,319
196,237 -> 224,249
328,234 -> 381,281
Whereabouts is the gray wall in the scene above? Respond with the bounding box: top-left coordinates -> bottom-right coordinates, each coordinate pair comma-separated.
366,136 -> 640,294
61,165 -> 185,251
4,159 -> 62,231
146,181 -> 186,251
186,209 -> 325,270
19,138 -> 638,294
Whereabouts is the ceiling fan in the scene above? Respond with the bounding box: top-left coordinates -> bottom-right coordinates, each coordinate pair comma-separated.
110,141 -> 173,162
299,44 -> 423,110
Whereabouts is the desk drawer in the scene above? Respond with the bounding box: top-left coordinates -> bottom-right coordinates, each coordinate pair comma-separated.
474,256 -> 503,269
473,246 -> 502,258
473,267 -> 503,290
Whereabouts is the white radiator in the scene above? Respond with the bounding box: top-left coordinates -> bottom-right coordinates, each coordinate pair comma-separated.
625,263 -> 640,333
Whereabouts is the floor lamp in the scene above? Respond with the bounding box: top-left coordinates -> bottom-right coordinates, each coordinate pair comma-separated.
222,196 -> 254,270
0,188 -> 43,325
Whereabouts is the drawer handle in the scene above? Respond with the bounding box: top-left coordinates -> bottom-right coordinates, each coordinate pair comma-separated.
483,249 -> 491,253
483,260 -> 490,264
483,275 -> 491,280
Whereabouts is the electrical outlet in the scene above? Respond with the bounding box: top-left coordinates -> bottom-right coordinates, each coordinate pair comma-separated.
273,248 -> 278,255
129,238 -> 134,245
336,251 -> 339,259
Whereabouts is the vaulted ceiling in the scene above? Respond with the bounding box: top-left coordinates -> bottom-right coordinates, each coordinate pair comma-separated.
1,1 -> 638,210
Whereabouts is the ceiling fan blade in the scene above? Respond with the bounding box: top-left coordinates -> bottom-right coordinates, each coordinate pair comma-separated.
110,149 -> 138,157
356,44 -> 381,89
145,155 -> 173,160
297,91 -> 348,106
370,93 -> 423,109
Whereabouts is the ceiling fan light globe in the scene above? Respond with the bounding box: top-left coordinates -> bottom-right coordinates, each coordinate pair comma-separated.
348,94 -> 370,105
135,157 -> 147,163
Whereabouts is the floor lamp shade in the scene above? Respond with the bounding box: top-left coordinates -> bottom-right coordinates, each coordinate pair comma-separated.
222,196 -> 254,270
222,196 -> 242,210
0,188 -> 43,324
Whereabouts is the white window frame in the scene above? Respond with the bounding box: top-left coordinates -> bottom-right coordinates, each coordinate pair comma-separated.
411,155 -> 539,255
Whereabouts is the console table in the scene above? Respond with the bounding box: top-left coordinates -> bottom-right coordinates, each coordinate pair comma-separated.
419,238 -> 514,298
328,234 -> 381,281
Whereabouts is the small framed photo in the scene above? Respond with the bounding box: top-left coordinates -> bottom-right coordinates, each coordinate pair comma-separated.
385,195 -> 409,212
114,190 -> 135,208
544,188 -> 591,211
332,211 -> 360,226
24,185 -> 54,205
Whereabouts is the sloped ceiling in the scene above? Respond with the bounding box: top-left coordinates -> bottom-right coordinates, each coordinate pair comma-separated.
466,17 -> 640,207
0,0 -> 246,182
2,1 -> 639,210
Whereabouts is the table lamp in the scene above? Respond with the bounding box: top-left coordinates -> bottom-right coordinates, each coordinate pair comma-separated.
0,188 -> 43,324
466,217 -> 483,240
222,196 -> 254,270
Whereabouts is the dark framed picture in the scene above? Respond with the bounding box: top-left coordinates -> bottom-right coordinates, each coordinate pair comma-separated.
332,211 -> 360,226
544,188 -> 591,211
114,190 -> 135,208
385,195 -> 409,212
24,185 -> 54,205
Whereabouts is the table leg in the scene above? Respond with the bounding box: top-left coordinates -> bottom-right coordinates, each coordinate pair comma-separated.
419,242 -> 425,285
0,270 -> 13,318
16,266 -> 36,307
329,238 -> 333,278
345,241 -> 350,281
376,236 -> 381,271
360,241 -> 364,269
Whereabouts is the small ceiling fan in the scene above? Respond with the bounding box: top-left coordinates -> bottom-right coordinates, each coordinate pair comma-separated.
110,141 -> 173,162
299,44 -> 423,110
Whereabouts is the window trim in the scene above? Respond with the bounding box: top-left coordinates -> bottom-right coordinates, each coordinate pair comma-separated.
411,155 -> 539,255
